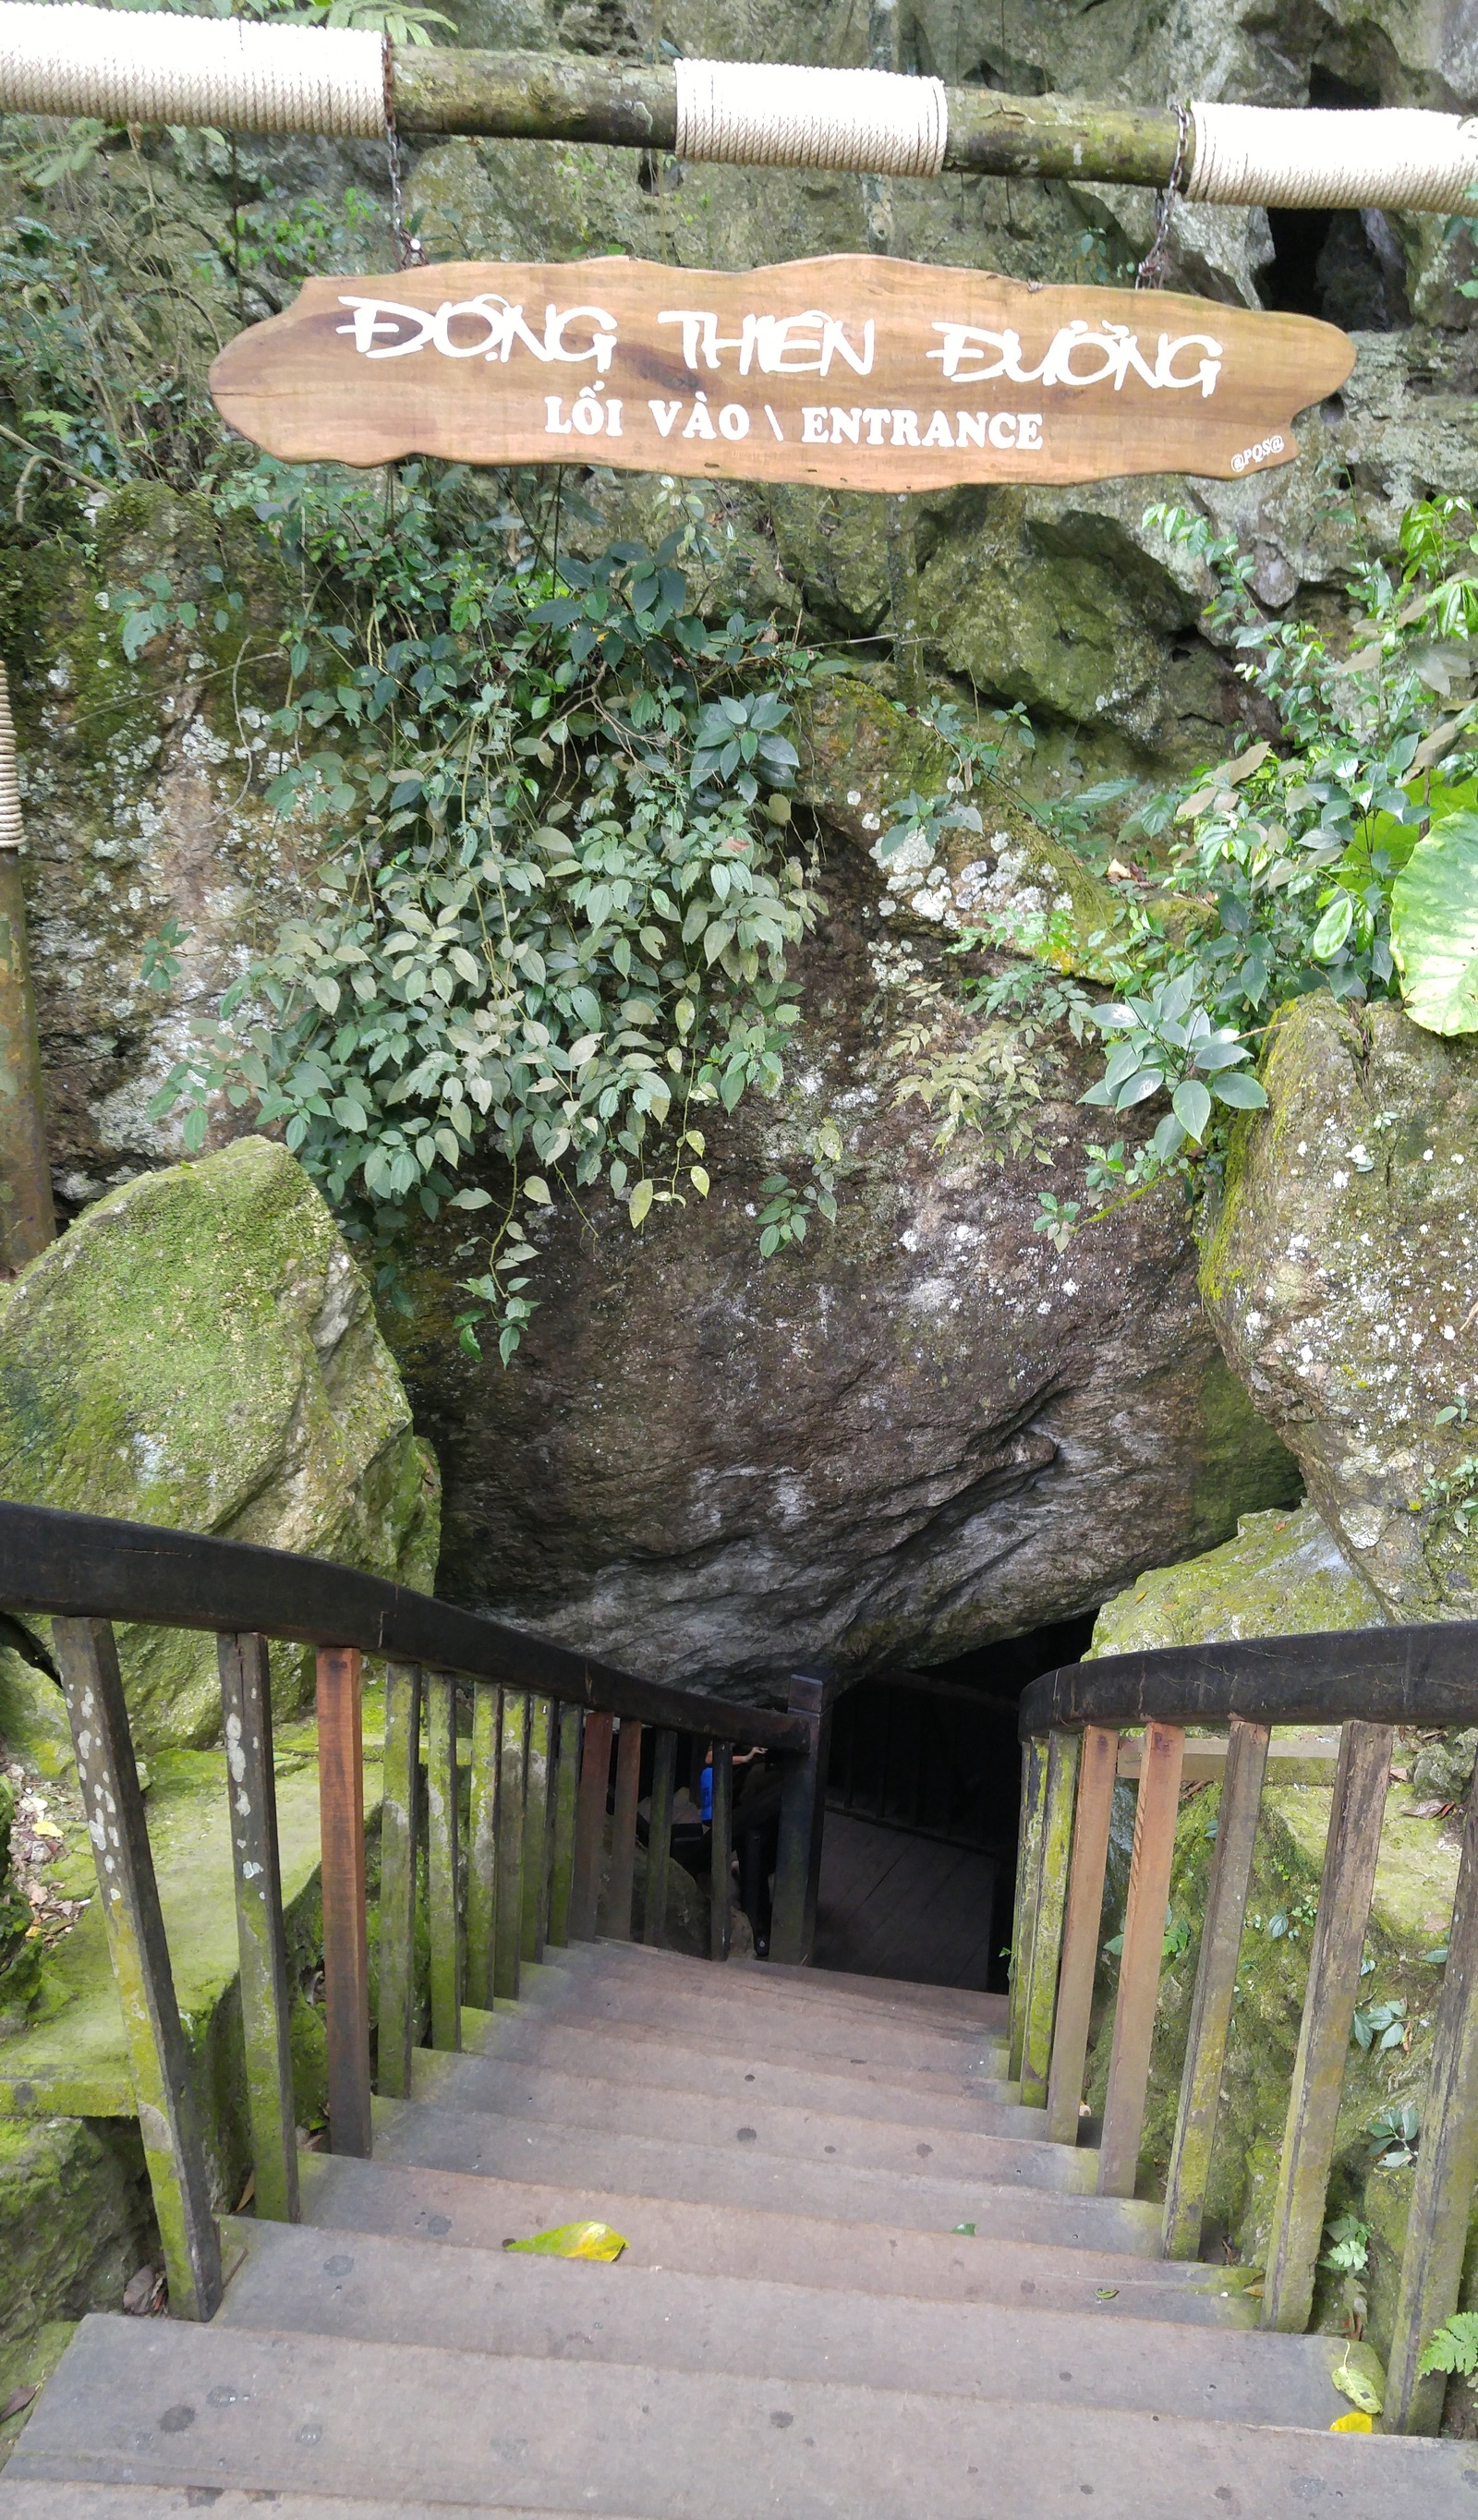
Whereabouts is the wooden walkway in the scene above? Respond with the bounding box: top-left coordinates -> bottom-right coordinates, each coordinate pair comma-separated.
813,1811 -> 1001,1992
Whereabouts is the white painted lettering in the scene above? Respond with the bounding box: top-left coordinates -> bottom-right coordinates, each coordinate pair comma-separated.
335,296 -> 433,358
890,410 -> 920,446
605,399 -> 624,436
1156,333 -> 1224,396
820,317 -> 875,377
542,303 -> 619,370
954,412 -> 987,448
921,410 -> 953,448
431,297 -> 506,358
801,406 -> 830,442
648,400 -> 684,437
987,411 -> 1017,448
682,394 -> 718,439
830,407 -> 863,444
860,408 -> 890,444
718,403 -> 749,440
571,386 -> 606,436
762,405 -> 785,441
544,395 -> 573,435
1018,413 -> 1044,448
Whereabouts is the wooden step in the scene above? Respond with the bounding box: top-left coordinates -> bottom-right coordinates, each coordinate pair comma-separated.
215,2215 -> 1348,2429
406,2047 -> 1079,2180
12,2314 -> 1472,2517
521,1962 -> 1003,2073
463,2003 -> 1021,2121
370,2093 -> 1159,2251
748,1957 -> 1008,2029
298,2152 -> 1258,2326
561,1941 -> 1005,2045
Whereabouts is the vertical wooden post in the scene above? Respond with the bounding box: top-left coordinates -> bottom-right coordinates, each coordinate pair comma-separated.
547,1702 -> 582,1948
1097,1721 -> 1185,2199
770,1672 -> 832,1968
1020,1727 -> 1079,2108
1010,1737 -> 1048,2083
425,1670 -> 461,2051
1385,1757 -> 1478,2433
643,1727 -> 677,1948
217,1630 -> 299,2224
54,1616 -> 223,2318
493,1691 -> 527,1999
0,665 -> 55,1272
376,1660 -> 421,2098
316,1643 -> 371,2159
709,1739 -> 733,1963
1263,1719 -> 1395,2333
521,1695 -> 553,1964
1161,1717 -> 1269,2259
465,1681 -> 500,2011
1046,1726 -> 1119,2143
607,1716 -> 643,1941
570,1708 -> 612,1943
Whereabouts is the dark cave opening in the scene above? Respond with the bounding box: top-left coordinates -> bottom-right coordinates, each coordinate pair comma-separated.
1256,71 -> 1410,331
820,1609 -> 1098,1992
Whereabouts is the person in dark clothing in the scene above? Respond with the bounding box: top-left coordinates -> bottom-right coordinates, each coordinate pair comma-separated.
732,1749 -> 783,1957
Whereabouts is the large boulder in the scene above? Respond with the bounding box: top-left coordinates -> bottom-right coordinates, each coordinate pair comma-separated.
1091,1501 -> 1386,1654
0,1137 -> 440,1747
1202,993 -> 1478,1624
398,718 -> 1298,1696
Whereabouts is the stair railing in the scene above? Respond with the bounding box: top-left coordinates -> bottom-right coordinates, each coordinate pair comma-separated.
1012,1624 -> 1478,2438
0,1501 -> 832,2324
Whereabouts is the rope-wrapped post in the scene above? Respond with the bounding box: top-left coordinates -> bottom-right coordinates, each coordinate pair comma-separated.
0,662 -> 55,1272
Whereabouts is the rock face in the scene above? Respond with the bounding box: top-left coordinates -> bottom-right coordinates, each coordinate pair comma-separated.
0,1137 -> 440,1747
400,714 -> 1297,1696
1091,1502 -> 1386,1654
1203,992 -> 1478,1624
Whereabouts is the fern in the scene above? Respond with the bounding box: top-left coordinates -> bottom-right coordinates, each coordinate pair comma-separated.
1417,2311 -> 1478,2379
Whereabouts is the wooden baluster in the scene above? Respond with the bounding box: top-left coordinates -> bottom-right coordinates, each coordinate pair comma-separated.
1097,1721 -> 1185,2199
494,1691 -> 527,1999
521,1695 -> 553,1965
643,1726 -> 677,1947
317,1643 -> 372,2157
376,1659 -> 421,2098
570,1708 -> 612,1943
425,1670 -> 461,2051
607,1715 -> 642,1940
465,1681 -> 500,2012
1386,1753 -> 1478,2433
709,1739 -> 733,1962
1020,1727 -> 1079,2108
217,1630 -> 299,2223
1161,1717 -> 1269,2259
54,1616 -> 223,2318
1046,1726 -> 1120,2143
1010,1736 -> 1048,2084
1263,1718 -> 1395,2332
546,1702 -> 582,1948
770,1673 -> 832,1968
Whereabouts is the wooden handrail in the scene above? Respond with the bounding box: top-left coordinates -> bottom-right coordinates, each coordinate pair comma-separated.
0,1499 -> 808,1751
1011,1616 -> 1478,2440
1019,1619 -> 1478,1738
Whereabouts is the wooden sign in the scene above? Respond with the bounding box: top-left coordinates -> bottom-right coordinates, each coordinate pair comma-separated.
211,253 -> 1353,492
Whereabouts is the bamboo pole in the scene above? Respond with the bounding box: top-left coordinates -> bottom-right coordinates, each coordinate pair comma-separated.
0,662 -> 55,1272
390,51 -> 1184,188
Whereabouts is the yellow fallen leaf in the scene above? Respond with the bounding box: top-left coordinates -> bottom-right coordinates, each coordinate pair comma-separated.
1332,2342 -> 1386,2415
502,2222 -> 626,2262
1330,2411 -> 1374,2433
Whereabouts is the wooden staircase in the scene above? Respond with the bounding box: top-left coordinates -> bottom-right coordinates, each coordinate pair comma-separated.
5,1937 -> 1475,2517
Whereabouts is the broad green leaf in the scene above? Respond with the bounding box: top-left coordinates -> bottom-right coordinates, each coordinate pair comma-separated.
1391,812 -> 1478,1034
1171,1078 -> 1212,1143
502,2221 -> 626,2261
628,1178 -> 654,1228
1210,1071 -> 1268,1109
1309,893 -> 1355,962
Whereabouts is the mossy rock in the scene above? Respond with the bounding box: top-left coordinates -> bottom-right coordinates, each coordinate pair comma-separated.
1091,1503 -> 1385,1654
0,1137 -> 440,1748
0,1779 -> 41,2021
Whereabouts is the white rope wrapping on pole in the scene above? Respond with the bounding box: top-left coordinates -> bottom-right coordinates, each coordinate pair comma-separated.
0,1 -> 382,137
1187,100 -> 1478,212
674,57 -> 947,176
0,664 -> 23,854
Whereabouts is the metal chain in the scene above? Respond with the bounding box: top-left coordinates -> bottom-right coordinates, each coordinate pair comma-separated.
1135,102 -> 1190,288
382,33 -> 426,269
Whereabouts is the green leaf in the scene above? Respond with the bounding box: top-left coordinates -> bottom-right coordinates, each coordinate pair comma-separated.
628,1178 -> 654,1228
1171,1078 -> 1213,1143
1310,892 -> 1355,962
1391,812 -> 1478,1034
1418,2312 -> 1478,2380
1210,1071 -> 1268,1109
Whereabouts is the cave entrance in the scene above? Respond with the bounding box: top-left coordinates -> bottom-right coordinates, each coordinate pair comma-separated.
1256,70 -> 1410,331
815,1610 -> 1097,1993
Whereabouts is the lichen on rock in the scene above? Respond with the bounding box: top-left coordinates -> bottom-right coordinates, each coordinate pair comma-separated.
1092,1502 -> 1386,1654
1202,992 -> 1478,1624
0,1135 -> 440,1747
